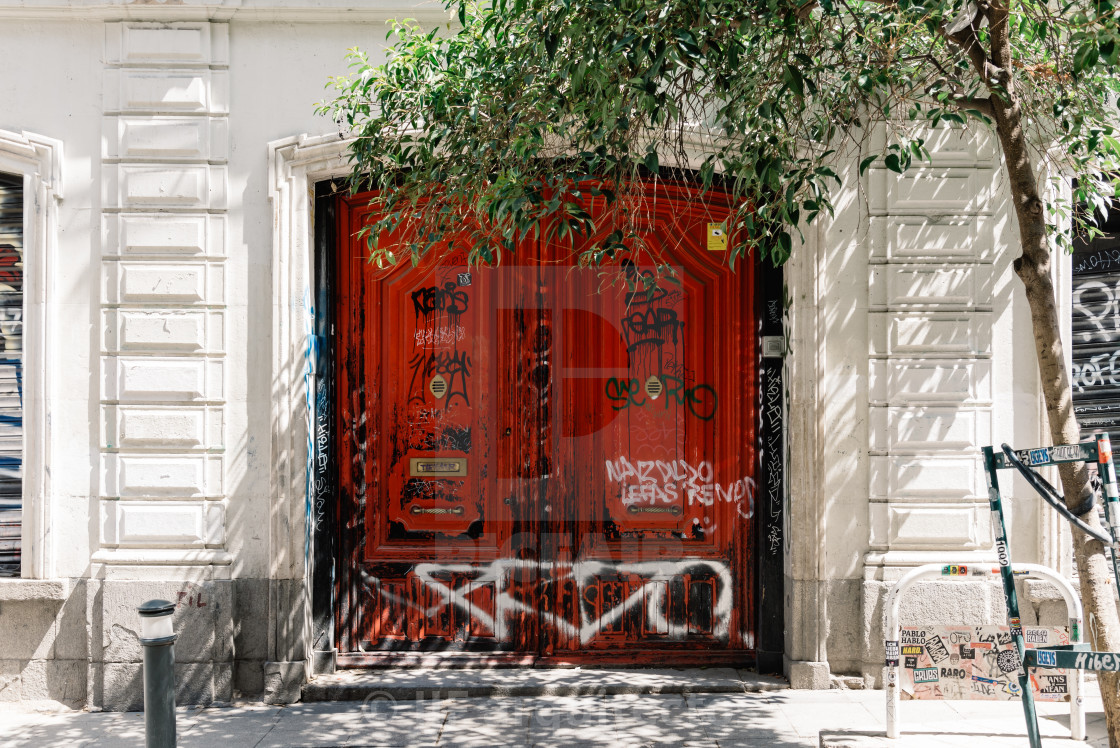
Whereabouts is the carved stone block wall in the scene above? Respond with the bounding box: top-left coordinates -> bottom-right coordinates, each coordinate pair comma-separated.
96,22 -> 230,572
866,128 -> 997,564
860,127 -> 1004,682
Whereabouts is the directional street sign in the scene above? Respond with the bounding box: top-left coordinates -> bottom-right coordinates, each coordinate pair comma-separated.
1024,647 -> 1120,671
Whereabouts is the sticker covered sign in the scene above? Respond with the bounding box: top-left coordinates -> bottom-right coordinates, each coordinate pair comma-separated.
899,625 -> 1071,701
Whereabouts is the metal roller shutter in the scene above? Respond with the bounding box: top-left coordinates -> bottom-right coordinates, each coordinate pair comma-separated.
0,173 -> 21,577
1072,203 -> 1120,436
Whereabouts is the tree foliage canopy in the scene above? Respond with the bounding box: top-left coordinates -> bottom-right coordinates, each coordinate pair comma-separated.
318,0 -> 1120,271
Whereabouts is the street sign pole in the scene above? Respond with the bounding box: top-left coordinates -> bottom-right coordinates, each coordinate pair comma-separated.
982,445 -> 1041,748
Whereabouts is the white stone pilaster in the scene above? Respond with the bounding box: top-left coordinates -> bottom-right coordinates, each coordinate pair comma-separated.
95,21 -> 229,572
865,126 -> 999,577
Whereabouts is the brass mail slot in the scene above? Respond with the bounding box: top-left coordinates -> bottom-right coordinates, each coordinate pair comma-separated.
410,505 -> 465,515
627,505 -> 682,515
409,457 -> 467,477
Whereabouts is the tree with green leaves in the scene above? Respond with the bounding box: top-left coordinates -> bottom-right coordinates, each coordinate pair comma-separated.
319,0 -> 1120,740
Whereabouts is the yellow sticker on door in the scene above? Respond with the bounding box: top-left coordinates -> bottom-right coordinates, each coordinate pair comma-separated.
707,223 -> 727,251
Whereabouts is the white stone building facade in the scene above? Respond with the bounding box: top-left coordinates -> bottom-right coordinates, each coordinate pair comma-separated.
0,0 -> 1074,709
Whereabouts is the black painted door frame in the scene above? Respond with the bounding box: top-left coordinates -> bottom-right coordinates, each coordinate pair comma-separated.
308,180 -> 787,672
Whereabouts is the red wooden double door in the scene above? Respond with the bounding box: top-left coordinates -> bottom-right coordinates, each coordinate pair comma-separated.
333,181 -> 758,664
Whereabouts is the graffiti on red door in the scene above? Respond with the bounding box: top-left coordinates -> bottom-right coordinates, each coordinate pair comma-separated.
362,557 -> 734,645
333,182 -> 759,661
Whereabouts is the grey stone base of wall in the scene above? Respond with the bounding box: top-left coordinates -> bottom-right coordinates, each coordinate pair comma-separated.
0,576 -> 303,711
93,660 -> 234,711
263,660 -> 308,704
88,578 -> 239,711
787,660 -> 831,689
0,658 -> 86,705
26,572 -> 1070,706
785,577 -> 866,684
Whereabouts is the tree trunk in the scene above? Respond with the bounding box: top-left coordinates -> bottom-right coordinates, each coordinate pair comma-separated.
942,5 -> 1120,738
1015,252 -> 1120,747
982,26 -> 1120,744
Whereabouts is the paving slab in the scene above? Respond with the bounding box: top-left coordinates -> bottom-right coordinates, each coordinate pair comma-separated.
0,674 -> 1110,747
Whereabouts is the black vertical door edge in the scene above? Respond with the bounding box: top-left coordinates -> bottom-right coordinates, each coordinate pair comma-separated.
311,181 -> 339,663
756,259 -> 785,675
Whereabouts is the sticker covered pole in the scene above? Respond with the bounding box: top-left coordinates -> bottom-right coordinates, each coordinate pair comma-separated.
982,446 -> 1041,748
1094,434 -> 1120,592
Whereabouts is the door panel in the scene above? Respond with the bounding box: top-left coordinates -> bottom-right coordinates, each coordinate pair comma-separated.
538,185 -> 755,657
335,181 -> 756,660
385,265 -> 491,536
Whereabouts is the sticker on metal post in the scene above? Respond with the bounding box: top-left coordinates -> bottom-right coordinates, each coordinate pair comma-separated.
1051,444 -> 1086,462
941,564 -> 968,577
996,649 -> 1021,673
885,640 -> 899,666
995,539 -> 1010,567
1028,448 -> 1051,465
1036,650 -> 1057,667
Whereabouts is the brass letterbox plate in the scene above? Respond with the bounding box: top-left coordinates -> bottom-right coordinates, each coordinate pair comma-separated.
409,457 -> 467,477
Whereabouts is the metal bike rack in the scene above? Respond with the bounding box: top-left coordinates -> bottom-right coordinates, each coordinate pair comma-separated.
884,562 -> 1085,741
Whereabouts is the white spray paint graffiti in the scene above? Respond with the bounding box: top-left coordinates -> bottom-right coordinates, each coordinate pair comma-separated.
1073,349 -> 1120,393
414,324 -> 466,347
603,456 -> 755,518
763,367 -> 783,554
363,558 -> 733,644
1073,278 -> 1120,344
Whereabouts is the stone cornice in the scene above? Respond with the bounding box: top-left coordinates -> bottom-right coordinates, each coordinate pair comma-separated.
0,1 -> 451,24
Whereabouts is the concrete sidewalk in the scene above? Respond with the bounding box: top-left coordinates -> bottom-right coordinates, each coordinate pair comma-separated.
0,673 -> 1109,747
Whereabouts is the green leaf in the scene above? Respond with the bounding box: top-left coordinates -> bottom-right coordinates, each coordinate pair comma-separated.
778,231 -> 792,257
784,64 -> 805,98
1101,37 -> 1118,65
610,34 -> 638,55
859,155 -> 877,175
884,153 -> 902,173
1074,43 -> 1099,73
699,159 -> 715,188
643,150 -> 659,174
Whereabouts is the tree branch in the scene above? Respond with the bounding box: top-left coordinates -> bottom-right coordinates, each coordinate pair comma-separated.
945,22 -> 1004,88
947,96 -> 995,118
987,0 -> 1013,71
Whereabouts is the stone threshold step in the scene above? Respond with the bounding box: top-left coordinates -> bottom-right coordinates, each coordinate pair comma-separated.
303,667 -> 787,702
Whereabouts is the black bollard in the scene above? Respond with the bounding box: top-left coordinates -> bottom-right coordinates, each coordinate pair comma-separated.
138,599 -> 177,748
